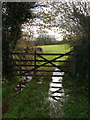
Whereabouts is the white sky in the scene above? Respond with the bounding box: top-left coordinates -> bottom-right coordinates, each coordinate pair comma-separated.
22,2 -> 65,41
22,0 -> 89,41
22,24 -> 64,41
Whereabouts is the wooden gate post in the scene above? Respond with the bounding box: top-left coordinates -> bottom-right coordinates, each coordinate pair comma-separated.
20,54 -> 22,75
34,50 -> 36,76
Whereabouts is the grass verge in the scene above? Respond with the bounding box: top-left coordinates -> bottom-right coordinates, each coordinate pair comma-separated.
63,75 -> 88,118
2,76 -> 51,118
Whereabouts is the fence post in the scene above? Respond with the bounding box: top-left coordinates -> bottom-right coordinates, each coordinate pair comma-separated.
34,50 -> 36,76
19,53 -> 22,76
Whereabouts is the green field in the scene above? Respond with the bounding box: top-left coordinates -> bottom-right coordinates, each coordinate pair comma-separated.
37,44 -> 71,71
39,44 -> 71,53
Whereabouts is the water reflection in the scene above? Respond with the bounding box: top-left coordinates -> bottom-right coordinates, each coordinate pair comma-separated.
15,76 -> 32,92
48,68 -> 65,101
48,68 -> 65,118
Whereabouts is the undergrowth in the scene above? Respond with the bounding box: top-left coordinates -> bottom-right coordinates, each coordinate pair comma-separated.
63,74 -> 88,118
2,76 -> 51,118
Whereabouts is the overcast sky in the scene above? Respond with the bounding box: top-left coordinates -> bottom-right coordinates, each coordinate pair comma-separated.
22,1 -> 67,41
1,0 -> 89,2
22,0 -> 89,41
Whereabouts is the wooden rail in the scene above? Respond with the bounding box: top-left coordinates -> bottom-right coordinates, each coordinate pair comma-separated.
10,50 -> 73,77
